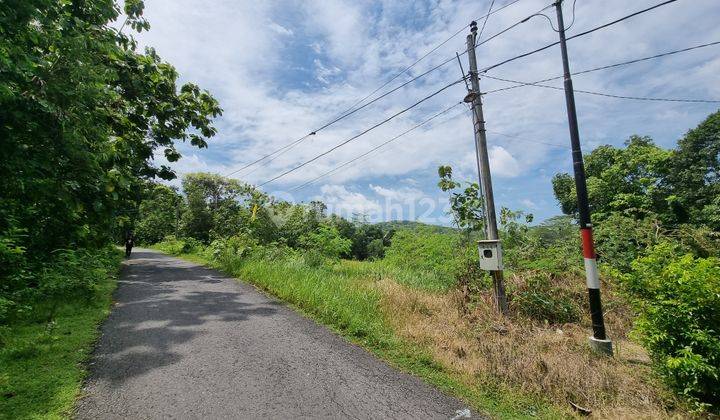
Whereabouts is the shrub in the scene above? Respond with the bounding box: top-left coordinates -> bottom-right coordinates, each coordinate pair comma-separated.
366,238 -> 385,260
299,224 -> 351,259
384,229 -> 462,275
511,273 -> 581,324
213,234 -> 256,258
593,213 -> 662,271
155,235 -> 186,255
1,247 -> 120,324
622,242 -> 720,412
383,228 -> 480,291
0,297 -> 13,325
302,249 -> 328,268
182,237 -> 204,254
505,216 -> 582,276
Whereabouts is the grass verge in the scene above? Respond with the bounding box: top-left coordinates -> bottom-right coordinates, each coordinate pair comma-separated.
0,250 -> 120,419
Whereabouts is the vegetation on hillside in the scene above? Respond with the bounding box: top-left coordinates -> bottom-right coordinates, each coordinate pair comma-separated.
0,0 -> 221,323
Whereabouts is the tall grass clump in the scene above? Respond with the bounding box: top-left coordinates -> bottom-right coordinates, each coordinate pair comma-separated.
1,246 -> 121,325
382,228 -> 474,291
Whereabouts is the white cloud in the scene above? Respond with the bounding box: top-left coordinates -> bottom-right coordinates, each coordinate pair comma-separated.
309,42 -> 323,54
313,185 -> 382,218
130,0 -> 720,222
268,22 -> 293,36
369,184 -> 425,203
521,198 -> 538,210
313,59 -> 342,84
489,146 -> 520,178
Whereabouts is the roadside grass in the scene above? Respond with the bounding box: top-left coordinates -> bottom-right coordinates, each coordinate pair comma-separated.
0,251 -> 120,419
155,246 -> 566,419
379,278 -> 677,418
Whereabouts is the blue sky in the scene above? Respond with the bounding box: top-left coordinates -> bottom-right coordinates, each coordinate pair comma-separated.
131,0 -> 720,225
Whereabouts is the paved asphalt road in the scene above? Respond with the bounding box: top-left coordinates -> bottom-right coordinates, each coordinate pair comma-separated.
76,249 -> 473,419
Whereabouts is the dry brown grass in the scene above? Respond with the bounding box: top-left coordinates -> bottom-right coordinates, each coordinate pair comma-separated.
376,274 -> 684,419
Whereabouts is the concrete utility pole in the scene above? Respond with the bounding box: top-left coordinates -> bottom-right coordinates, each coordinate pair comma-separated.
554,0 -> 612,355
465,21 -> 508,315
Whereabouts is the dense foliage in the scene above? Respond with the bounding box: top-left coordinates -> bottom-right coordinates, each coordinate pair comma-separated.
552,111 -> 720,231
0,0 -> 221,321
0,247 -> 120,418
550,112 -> 720,412
622,243 -> 719,410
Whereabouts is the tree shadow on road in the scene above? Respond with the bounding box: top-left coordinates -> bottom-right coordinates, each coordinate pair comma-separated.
85,250 -> 280,387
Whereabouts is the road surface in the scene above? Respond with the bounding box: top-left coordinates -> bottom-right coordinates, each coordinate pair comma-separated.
76,249 -> 473,419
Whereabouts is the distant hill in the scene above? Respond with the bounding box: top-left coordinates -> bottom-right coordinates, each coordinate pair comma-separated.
373,220 -> 457,234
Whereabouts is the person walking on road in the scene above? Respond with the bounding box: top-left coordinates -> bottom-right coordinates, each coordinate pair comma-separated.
125,235 -> 134,258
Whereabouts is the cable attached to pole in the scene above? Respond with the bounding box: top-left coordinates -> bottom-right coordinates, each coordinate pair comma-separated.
289,102 -> 465,192
482,74 -> 720,103
258,78 -> 466,187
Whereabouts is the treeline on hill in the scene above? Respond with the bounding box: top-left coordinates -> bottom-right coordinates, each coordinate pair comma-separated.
135,173 -> 392,261
142,111 -> 718,414
0,0 -> 221,325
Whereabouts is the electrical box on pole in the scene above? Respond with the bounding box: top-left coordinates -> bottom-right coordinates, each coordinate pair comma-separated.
477,240 -> 503,271
465,21 -> 509,315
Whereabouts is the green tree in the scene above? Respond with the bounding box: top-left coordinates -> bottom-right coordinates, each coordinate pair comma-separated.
622,243 -> 720,411
299,224 -> 351,259
665,110 -> 720,229
179,173 -> 253,242
327,215 -> 356,258
134,184 -> 183,244
271,203 -> 320,248
350,224 -> 385,260
437,165 -> 485,234
551,136 -> 671,223
0,0 -> 221,260
366,238 -> 386,260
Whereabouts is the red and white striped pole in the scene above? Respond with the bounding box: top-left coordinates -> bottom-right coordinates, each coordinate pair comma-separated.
555,0 -> 612,355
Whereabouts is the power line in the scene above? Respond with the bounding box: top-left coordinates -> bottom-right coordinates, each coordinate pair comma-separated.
283,2 -> 712,191
571,40 -> 720,76
477,0 -> 497,41
225,133 -> 313,177
475,2 -> 555,48
564,0 -> 578,31
224,1 -> 555,178
229,0 -> 683,180
241,136 -> 308,179
482,74 -> 720,103
532,0 -> 577,33
258,78 -> 466,187
480,0 -> 681,74
290,114 -> 570,193
330,0 -> 553,115
289,102 -> 466,192
341,0 -> 523,116
484,40 -> 720,95
224,0 -> 525,178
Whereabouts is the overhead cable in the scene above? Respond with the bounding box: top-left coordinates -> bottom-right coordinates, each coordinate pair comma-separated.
258,78 -> 466,187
